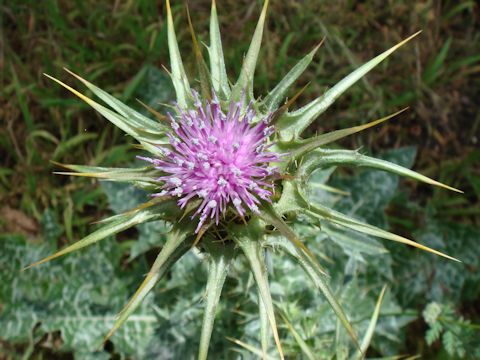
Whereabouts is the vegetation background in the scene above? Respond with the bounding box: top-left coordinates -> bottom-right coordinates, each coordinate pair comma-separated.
1,0 -> 479,358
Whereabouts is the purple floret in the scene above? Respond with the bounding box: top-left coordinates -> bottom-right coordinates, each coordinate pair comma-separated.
140,91 -> 281,232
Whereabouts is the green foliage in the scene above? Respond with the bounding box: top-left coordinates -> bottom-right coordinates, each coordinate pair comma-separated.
393,219 -> 480,305
423,302 -> 480,359
329,147 -> 417,228
126,65 -> 173,116
101,180 -> 171,259
301,146 -> 479,357
1,146 -> 477,359
0,234 -> 156,358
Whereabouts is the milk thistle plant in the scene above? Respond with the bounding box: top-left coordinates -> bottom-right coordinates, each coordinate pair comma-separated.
26,0 -> 461,358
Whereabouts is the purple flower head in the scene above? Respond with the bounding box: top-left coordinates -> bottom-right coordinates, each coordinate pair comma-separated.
140,91 -> 281,232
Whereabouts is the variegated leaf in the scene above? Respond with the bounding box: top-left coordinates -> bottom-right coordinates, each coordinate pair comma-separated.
305,202 -> 459,262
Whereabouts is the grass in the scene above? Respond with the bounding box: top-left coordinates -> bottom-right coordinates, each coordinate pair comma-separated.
0,0 -> 479,356
2,1 -> 478,228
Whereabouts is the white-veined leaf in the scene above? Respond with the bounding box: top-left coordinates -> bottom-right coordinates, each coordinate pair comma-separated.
270,235 -> 361,353
227,337 -> 277,360
305,203 -> 460,262
280,312 -> 316,360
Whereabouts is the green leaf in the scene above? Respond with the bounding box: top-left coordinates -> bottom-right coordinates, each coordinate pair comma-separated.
44,74 -> 168,156
227,337 -> 277,360
198,240 -> 236,360
0,235 -> 156,358
166,0 -> 192,109
270,235 -> 361,353
423,302 -> 442,325
426,323 -> 442,346
232,220 -> 285,360
280,108 -> 408,158
262,42 -> 322,113
442,331 -> 459,357
353,285 -> 387,360
423,37 -> 452,85
259,292 -> 270,358
53,162 -> 159,186
208,0 -> 231,99
231,0 -> 269,102
24,206 -> 163,269
277,32 -> 421,139
281,313 -> 316,360
305,202 -> 459,262
63,68 -> 168,134
104,223 -> 195,342
298,148 -> 462,193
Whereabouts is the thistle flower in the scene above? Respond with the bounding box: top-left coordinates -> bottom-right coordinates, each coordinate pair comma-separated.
27,1 -> 461,359
140,91 -> 281,232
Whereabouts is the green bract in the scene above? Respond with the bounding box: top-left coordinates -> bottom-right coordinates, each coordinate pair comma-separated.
27,1 -> 461,359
